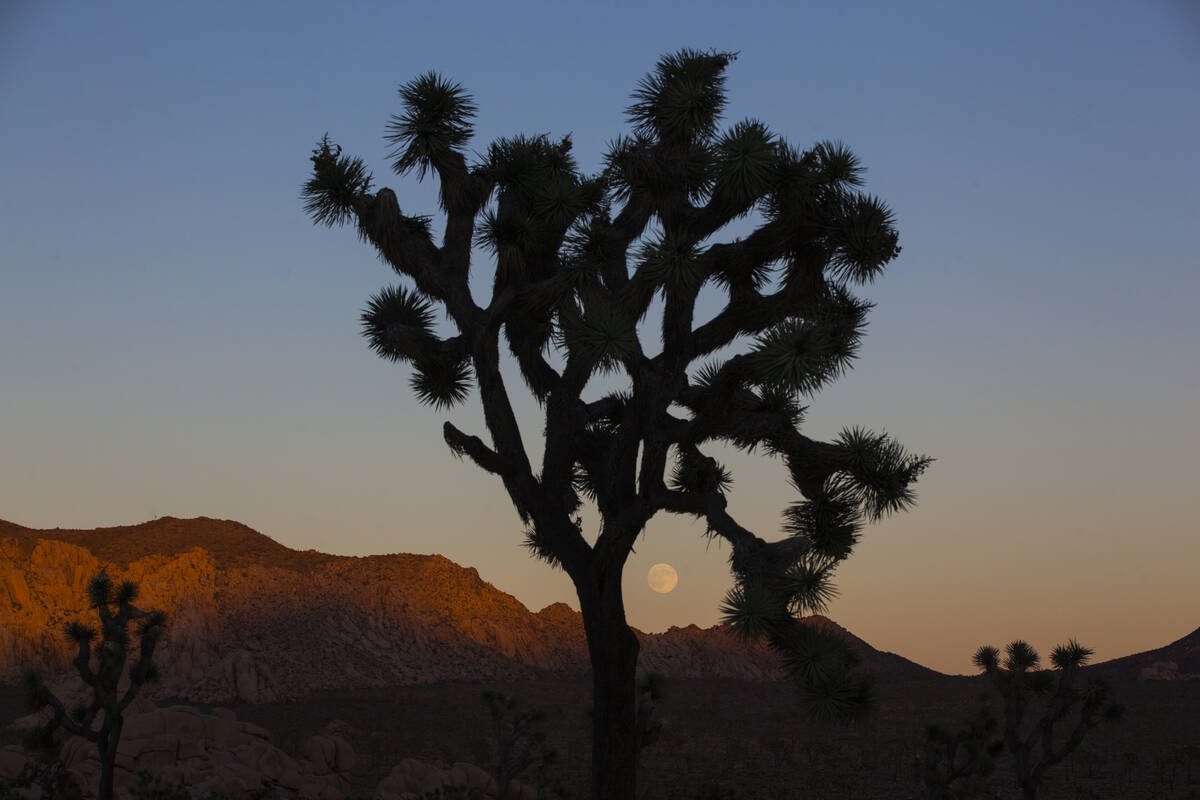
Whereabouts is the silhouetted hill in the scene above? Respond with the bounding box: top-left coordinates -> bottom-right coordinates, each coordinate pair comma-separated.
2,516 -> 931,702
1090,624 -> 1200,681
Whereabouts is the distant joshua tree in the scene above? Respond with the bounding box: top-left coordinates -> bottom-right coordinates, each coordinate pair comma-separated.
480,690 -> 562,799
23,569 -> 167,800
920,703 -> 1004,799
634,670 -> 667,752
304,48 -> 930,800
974,640 -> 1123,800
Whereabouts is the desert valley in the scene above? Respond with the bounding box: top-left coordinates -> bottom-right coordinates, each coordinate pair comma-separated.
1,516 -> 1197,799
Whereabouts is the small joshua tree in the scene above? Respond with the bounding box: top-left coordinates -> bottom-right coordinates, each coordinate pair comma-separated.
1,749 -> 83,800
584,669 -> 667,750
634,670 -> 667,751
481,690 -> 559,799
23,569 -> 167,800
974,639 -> 1123,800
920,703 -> 1004,799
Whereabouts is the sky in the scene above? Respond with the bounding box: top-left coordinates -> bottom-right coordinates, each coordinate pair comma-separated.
1,0 -> 1197,676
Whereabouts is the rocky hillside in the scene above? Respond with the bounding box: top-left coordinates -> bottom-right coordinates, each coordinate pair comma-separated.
1090,624 -> 1200,681
0,516 -> 937,703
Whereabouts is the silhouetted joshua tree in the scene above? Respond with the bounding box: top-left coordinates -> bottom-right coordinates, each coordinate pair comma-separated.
974,640 -> 1123,800
634,670 -> 667,752
481,690 -> 563,799
22,569 -> 167,800
920,703 -> 1004,799
303,48 -> 930,800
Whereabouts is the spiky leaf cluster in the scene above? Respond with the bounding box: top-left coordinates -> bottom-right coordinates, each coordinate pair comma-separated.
604,133 -> 715,204
1050,638 -> 1094,671
521,524 -> 564,570
830,426 -> 933,519
718,582 -> 777,643
669,448 -> 732,495
410,351 -> 473,410
825,192 -> 902,284
554,298 -> 639,376
745,317 -> 859,396
718,563 -> 869,720
772,554 -> 839,616
710,119 -> 777,213
783,485 -> 862,561
386,72 -> 477,179
627,49 -> 737,146
636,230 -> 702,296
302,135 -> 372,227
361,286 -> 437,364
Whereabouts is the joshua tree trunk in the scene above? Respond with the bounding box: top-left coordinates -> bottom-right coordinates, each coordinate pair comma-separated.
578,568 -> 641,800
1012,748 -> 1034,800
98,716 -> 122,800
99,749 -> 114,800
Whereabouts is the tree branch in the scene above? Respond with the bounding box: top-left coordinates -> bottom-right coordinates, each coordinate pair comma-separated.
355,188 -> 479,327
39,690 -> 90,739
444,422 -> 511,476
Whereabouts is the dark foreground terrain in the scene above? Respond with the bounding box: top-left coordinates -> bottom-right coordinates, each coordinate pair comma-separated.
5,673 -> 1197,799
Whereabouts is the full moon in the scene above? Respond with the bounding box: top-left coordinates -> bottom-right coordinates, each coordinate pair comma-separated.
647,563 -> 678,594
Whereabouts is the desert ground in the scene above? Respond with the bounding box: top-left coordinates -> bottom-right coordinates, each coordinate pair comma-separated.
4,672 -> 1198,799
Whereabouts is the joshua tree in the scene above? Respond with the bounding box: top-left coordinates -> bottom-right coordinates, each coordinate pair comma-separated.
634,670 -> 667,752
974,640 -> 1123,800
920,703 -> 1004,799
23,569 -> 167,800
303,48 -> 930,800
481,690 -> 563,799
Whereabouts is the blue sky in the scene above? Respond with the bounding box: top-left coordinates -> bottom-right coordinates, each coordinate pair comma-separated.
1,0 -> 1197,674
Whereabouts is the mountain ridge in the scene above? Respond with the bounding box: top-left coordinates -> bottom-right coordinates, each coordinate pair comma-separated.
4,516 -> 1187,702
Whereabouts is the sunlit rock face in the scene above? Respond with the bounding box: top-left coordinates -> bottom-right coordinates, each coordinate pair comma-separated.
0,517 -> 592,702
0,516 -> 936,703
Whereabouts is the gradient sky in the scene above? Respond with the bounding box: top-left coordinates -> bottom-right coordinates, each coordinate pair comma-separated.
2,1 -> 1197,675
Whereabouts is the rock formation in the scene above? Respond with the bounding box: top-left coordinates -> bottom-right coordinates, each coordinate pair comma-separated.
1089,624 -> 1200,682
3,700 -> 542,800
374,759 -> 536,800
1,703 -> 354,799
0,516 -> 937,706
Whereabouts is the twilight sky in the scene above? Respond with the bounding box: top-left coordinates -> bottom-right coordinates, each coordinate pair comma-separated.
1,0 -> 1197,675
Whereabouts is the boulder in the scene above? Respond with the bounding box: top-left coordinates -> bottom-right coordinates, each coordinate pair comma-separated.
1141,660 -> 1181,680
374,757 -> 535,800
0,746 -> 26,781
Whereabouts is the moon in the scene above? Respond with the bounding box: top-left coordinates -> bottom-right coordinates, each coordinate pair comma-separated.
647,563 -> 678,594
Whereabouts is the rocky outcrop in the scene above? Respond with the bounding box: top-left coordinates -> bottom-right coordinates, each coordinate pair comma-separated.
0,519 -> 592,702
0,516 -> 939,704
374,758 -> 536,800
637,624 -> 786,680
1089,625 -> 1200,681
1138,660 -> 1200,681
1,704 -> 354,799
3,700 -> 541,800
